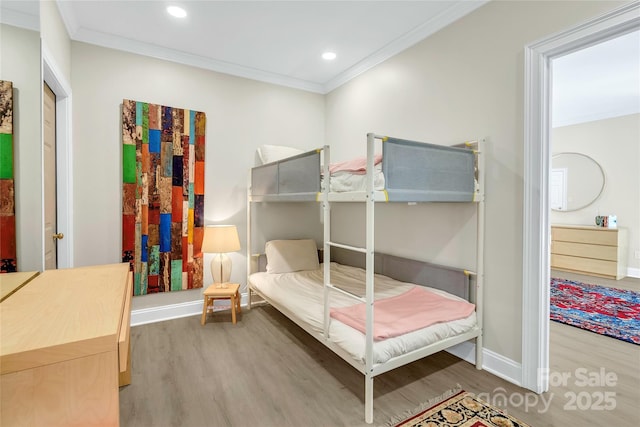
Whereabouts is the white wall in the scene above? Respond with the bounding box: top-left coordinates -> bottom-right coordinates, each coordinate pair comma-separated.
0,24 -> 43,272
70,41 -> 325,309
551,113 -> 640,272
324,0 -> 626,362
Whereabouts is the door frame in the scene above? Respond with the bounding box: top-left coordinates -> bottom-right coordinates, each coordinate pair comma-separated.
522,2 -> 639,393
42,44 -> 73,268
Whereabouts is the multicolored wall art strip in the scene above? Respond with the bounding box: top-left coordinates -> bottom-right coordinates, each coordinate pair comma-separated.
122,99 -> 206,295
0,80 -> 16,273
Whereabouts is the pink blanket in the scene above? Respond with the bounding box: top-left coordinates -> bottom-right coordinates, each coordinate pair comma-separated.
329,154 -> 382,175
330,286 -> 475,341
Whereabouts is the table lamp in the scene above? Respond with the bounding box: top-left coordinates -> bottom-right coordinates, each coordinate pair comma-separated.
201,225 -> 241,287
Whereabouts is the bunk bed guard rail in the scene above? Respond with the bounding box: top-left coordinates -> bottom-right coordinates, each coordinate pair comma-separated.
382,137 -> 476,202
251,149 -> 321,201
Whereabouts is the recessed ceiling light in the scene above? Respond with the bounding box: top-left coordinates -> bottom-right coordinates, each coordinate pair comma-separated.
322,51 -> 337,61
167,6 -> 187,18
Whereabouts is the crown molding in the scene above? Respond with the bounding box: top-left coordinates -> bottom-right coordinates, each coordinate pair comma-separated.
56,0 -> 487,95
69,25 -> 326,94
553,107 -> 640,128
55,0 -> 80,39
0,5 -> 39,32
322,0 -> 488,93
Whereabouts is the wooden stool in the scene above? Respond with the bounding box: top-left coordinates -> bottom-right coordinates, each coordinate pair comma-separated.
201,283 -> 241,325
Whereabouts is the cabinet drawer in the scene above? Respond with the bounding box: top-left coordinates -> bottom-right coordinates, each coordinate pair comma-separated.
551,241 -> 618,261
551,254 -> 617,277
552,227 -> 617,246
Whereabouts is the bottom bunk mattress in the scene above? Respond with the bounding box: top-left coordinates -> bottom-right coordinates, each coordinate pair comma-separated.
249,262 -> 477,365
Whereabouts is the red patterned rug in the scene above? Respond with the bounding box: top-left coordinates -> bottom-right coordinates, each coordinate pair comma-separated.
550,277 -> 640,345
390,390 -> 531,427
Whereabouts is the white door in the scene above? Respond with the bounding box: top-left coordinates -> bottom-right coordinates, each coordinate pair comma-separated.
550,168 -> 567,211
43,82 -> 60,269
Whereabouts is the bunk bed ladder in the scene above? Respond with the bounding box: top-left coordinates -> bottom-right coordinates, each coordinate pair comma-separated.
322,145 -> 331,341
364,132 -> 377,424
322,134 -> 378,424
322,142 -> 371,334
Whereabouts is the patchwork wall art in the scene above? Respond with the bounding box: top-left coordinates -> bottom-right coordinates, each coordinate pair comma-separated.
0,80 -> 16,273
122,99 -> 206,295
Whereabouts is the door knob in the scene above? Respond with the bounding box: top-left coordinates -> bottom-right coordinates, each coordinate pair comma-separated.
53,233 -> 64,240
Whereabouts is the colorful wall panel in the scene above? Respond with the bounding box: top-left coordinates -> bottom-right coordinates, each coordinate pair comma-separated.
0,81 -> 16,273
122,99 -> 205,295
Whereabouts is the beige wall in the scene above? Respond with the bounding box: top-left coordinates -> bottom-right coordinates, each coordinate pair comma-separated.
4,0 -> 630,366
324,0 -> 626,362
40,0 -> 71,82
70,42 -> 325,309
2,1 -> 71,273
551,113 -> 640,272
0,24 -> 43,272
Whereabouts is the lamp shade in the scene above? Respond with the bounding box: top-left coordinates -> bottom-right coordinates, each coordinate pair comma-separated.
201,225 -> 241,253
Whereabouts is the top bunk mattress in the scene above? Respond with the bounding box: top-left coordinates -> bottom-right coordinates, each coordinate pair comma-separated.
249,262 -> 477,365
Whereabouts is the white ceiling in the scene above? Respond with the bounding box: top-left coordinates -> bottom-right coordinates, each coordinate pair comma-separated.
1,1 -> 638,126
552,29 -> 640,128
55,0 -> 487,94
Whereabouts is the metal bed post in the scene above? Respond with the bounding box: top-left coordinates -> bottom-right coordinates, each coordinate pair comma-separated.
364,133 -> 376,424
322,145 -> 331,339
475,138 -> 486,368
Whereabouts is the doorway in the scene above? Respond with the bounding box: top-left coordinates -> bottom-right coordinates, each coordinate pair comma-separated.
522,2 -> 639,393
43,82 -> 58,269
43,49 -> 73,269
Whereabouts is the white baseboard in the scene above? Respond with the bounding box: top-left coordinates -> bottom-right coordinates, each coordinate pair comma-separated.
627,267 -> 640,279
445,341 -> 522,387
131,293 -> 250,326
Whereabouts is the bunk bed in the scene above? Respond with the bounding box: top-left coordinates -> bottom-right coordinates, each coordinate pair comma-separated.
250,135 -> 480,203
247,133 -> 485,424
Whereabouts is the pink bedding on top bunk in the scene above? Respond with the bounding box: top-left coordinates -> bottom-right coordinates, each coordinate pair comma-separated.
329,154 -> 382,175
330,286 -> 475,341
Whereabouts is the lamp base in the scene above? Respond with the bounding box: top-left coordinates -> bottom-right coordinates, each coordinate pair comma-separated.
211,253 -> 232,284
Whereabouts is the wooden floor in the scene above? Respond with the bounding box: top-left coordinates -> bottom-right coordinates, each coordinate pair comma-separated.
120,285 -> 640,427
545,270 -> 640,426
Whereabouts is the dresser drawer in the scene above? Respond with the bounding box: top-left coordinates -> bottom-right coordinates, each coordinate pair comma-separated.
551,254 -> 617,278
551,225 -> 627,280
551,241 -> 618,262
551,227 -> 618,246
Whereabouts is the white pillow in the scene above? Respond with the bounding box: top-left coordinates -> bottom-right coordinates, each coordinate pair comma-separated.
265,239 -> 320,273
257,144 -> 304,164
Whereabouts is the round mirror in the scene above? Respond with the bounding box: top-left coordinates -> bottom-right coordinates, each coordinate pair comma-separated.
551,152 -> 605,212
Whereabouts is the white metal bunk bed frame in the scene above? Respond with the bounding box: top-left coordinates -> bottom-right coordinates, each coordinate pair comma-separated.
247,133 -> 485,424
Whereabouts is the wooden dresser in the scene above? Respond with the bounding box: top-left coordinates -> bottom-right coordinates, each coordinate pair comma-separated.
0,271 -> 39,302
551,224 -> 628,280
1,263 -> 132,426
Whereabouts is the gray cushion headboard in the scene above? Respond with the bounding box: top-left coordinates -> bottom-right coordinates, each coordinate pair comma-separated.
253,246 -> 471,301
329,247 -> 470,301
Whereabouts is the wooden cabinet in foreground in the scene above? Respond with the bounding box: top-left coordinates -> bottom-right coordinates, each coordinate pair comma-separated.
551,224 -> 628,280
1,263 -> 132,426
0,271 -> 39,302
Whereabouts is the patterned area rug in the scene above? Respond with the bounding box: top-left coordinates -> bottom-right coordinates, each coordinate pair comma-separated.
550,277 -> 640,345
390,390 -> 531,427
